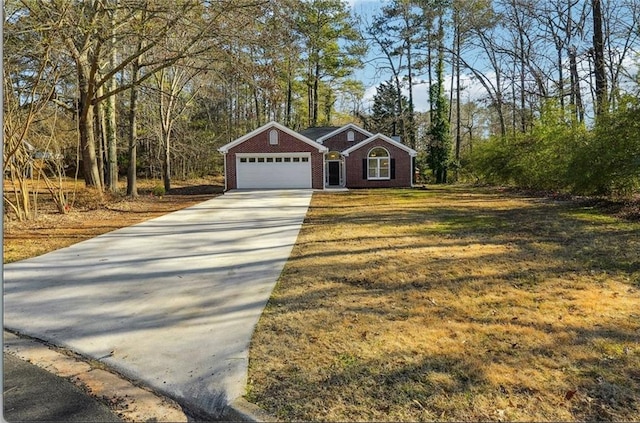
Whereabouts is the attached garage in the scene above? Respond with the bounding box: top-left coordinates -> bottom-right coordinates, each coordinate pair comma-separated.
219,121 -> 327,191
236,153 -> 312,189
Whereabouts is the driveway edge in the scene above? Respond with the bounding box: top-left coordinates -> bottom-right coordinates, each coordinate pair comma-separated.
223,397 -> 279,422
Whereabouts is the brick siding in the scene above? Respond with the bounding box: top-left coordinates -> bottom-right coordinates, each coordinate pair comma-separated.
322,129 -> 370,153
344,139 -> 414,188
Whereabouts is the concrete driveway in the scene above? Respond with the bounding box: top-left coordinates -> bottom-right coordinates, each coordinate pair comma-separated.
3,189 -> 313,419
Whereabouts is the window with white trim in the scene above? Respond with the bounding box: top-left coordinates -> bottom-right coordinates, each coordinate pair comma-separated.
269,129 -> 279,145
347,130 -> 355,141
368,147 -> 390,179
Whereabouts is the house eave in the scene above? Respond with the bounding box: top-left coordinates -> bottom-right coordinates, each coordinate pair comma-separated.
218,121 -> 328,153
342,134 -> 418,157
316,123 -> 374,144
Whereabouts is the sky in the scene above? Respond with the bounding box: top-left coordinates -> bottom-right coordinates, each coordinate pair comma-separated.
346,0 -> 397,109
343,0 -> 639,120
343,0 -> 483,114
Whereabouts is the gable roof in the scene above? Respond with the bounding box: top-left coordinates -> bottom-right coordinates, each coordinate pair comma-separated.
218,121 -> 328,153
316,123 -> 373,144
342,133 -> 418,157
298,126 -> 340,141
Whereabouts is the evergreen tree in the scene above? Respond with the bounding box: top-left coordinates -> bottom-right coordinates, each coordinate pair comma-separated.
370,79 -> 408,137
427,15 -> 451,184
294,0 -> 365,127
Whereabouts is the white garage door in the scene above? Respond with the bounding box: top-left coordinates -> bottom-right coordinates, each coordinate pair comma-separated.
236,153 -> 312,189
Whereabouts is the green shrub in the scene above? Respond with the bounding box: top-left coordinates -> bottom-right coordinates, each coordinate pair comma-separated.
152,184 -> 166,197
570,96 -> 640,198
467,101 -> 587,192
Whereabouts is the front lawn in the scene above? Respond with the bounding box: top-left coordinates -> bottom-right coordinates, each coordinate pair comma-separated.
247,186 -> 640,422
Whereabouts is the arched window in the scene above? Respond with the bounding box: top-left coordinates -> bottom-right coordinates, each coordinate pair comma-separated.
269,129 -> 279,145
347,130 -> 355,141
368,147 -> 390,179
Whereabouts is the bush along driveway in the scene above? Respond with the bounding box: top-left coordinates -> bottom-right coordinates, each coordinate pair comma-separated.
247,186 -> 640,422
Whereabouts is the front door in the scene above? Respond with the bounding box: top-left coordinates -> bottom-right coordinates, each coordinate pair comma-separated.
328,161 -> 340,185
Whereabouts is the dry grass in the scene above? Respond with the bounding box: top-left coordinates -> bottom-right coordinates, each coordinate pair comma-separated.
3,177 -> 223,263
248,186 -> 640,422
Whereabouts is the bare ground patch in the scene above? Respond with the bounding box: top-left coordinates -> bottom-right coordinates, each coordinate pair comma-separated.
247,186 -> 640,422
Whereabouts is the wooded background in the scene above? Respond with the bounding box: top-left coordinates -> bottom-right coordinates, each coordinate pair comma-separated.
4,0 -> 639,220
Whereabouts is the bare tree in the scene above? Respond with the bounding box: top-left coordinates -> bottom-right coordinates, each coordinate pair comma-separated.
592,0 -> 607,117
154,64 -> 203,192
3,4 -> 71,220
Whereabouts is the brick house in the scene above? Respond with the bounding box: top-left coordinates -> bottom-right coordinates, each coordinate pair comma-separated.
218,121 -> 417,190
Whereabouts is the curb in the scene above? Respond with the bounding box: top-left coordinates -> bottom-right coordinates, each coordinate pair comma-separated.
3,330 -> 278,422
222,397 -> 278,422
3,330 -> 188,422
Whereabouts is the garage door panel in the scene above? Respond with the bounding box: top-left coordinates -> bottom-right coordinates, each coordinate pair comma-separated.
236,154 -> 312,189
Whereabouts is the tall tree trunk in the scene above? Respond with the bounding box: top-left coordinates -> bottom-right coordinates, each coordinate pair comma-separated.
448,11 -> 456,127
77,76 -> 103,189
556,41 -> 564,109
496,84 -> 507,138
126,58 -> 140,197
427,37 -> 434,126
405,41 -> 416,149
511,61 -> 517,138
75,48 -> 103,190
393,75 -> 404,139
253,86 -> 261,126
455,11 -> 461,166
516,6 -> 527,133
307,62 -> 314,126
568,46 -> 584,123
312,61 -> 320,126
159,74 -> 172,192
105,3 -> 118,192
163,131 -> 171,192
105,85 -> 118,191
432,16 -> 450,184
592,0 -> 607,117
95,86 -> 106,187
285,58 -> 292,127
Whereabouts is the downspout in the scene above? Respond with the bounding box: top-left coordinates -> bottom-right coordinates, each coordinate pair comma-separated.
222,152 -> 228,192
321,150 -> 326,190
411,155 -> 415,188
223,153 -> 229,192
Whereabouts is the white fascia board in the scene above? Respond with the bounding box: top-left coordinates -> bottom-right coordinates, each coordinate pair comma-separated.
342,134 -> 418,157
218,121 -> 328,153
316,123 -> 374,144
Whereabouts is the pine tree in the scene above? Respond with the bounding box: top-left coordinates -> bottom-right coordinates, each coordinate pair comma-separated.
370,79 -> 408,137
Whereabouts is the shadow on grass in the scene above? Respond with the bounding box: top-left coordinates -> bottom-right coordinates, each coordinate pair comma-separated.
249,342 -> 491,420
300,189 -> 640,277
249,186 -> 640,421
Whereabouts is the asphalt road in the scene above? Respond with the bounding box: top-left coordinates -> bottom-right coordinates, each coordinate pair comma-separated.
3,353 -> 121,422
